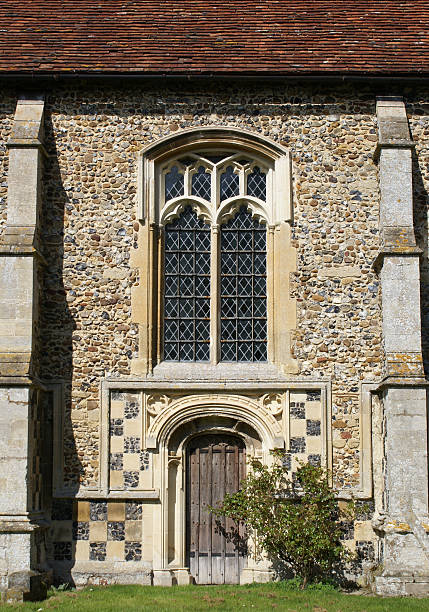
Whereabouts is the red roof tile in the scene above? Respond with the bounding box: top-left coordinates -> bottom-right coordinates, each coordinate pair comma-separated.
0,0 -> 428,75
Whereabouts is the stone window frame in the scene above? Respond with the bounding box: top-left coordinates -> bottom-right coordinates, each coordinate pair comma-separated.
131,127 -> 298,375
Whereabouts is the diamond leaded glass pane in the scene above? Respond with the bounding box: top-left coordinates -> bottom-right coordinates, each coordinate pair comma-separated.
165,166 -> 184,201
220,206 -> 267,362
164,207 -> 210,361
191,166 -> 211,200
220,166 -> 239,201
247,166 -> 266,201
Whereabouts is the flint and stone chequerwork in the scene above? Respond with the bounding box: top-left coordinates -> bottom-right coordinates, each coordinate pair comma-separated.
0,85 -> 428,599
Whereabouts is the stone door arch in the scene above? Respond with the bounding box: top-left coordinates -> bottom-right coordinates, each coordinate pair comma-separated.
151,408 -> 274,586
146,393 -> 285,586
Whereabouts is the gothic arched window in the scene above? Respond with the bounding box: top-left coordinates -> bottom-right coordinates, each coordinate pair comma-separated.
135,128 -> 294,373
160,151 -> 269,363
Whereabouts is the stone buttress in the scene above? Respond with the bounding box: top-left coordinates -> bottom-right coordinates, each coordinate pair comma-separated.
373,97 -> 429,596
0,97 -> 48,601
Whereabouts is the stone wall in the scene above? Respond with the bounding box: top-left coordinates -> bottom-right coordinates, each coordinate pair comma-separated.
0,93 -> 14,237
49,499 -> 151,586
3,81 -> 429,587
36,81 -> 382,494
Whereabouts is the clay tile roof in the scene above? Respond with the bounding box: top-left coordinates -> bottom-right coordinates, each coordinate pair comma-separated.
1,0 -> 428,76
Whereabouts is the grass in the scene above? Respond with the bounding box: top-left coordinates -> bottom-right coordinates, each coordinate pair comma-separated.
2,583 -> 429,612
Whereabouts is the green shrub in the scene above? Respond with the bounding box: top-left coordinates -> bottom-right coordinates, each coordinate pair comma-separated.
211,451 -> 353,588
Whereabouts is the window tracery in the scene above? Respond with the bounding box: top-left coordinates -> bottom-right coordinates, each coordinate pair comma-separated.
159,151 -> 269,227
160,151 -> 269,363
133,127 -> 295,375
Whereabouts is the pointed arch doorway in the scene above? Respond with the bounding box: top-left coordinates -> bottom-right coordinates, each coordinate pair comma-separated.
186,434 -> 247,584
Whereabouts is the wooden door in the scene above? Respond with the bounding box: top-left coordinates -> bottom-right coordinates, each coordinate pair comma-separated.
187,434 -> 246,584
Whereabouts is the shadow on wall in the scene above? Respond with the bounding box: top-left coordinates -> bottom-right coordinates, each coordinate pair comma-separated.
411,118 -> 429,487
38,108 -> 146,586
412,146 -> 429,377
39,109 -> 81,584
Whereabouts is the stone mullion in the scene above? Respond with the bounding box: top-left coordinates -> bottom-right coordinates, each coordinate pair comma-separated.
146,222 -> 159,372
210,225 -> 220,364
374,97 -> 429,596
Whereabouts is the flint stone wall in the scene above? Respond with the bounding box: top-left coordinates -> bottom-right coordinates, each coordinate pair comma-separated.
3,81 -> 429,585
0,94 -> 14,236
32,81 -> 382,493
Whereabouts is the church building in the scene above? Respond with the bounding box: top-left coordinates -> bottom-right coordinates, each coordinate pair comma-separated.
0,0 -> 429,600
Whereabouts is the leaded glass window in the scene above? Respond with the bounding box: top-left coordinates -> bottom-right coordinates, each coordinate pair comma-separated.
191,166 -> 211,200
160,150 -> 272,364
165,166 -> 184,200
247,166 -> 266,200
164,207 -> 211,362
220,206 -> 267,362
220,166 -> 239,201
162,153 -> 268,208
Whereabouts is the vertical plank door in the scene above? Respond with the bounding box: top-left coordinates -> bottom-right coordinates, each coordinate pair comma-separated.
187,434 -> 246,584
